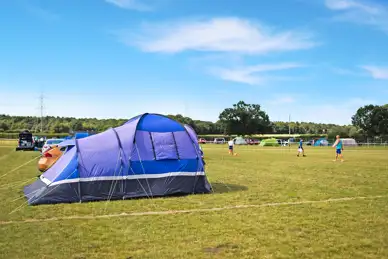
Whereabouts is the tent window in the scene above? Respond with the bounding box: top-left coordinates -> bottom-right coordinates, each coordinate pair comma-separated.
151,132 -> 179,160
149,132 -> 157,159
172,132 -> 180,160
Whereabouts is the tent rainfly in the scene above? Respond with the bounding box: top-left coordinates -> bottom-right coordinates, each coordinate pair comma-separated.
259,138 -> 280,147
341,138 -> 358,146
314,138 -> 329,146
233,136 -> 247,145
24,113 -> 212,205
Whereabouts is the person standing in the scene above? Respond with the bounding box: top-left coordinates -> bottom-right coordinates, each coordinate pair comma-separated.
228,139 -> 236,156
297,138 -> 306,157
332,135 -> 344,162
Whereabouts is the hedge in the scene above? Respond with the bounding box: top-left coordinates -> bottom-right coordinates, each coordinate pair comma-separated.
0,133 -> 70,139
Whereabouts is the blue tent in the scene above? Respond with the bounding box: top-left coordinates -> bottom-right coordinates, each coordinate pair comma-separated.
314,138 -> 329,146
62,132 -> 92,141
24,114 -> 212,205
74,132 -> 91,139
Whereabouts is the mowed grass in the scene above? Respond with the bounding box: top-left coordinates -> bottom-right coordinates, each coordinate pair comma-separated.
0,139 -> 17,146
0,145 -> 388,258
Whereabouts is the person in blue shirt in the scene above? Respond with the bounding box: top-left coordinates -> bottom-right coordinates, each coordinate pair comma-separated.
297,138 -> 306,157
332,135 -> 344,162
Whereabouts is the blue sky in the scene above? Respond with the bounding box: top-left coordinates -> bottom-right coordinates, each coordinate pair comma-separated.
0,0 -> 387,125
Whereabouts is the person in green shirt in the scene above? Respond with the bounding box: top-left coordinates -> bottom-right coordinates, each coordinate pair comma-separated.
332,135 -> 344,162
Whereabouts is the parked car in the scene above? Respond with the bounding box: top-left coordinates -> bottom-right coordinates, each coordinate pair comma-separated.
41,138 -> 65,154
213,138 -> 225,144
15,130 -> 35,151
198,138 -> 207,144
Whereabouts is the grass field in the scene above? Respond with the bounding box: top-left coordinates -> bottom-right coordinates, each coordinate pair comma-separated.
0,145 -> 388,258
0,139 -> 17,146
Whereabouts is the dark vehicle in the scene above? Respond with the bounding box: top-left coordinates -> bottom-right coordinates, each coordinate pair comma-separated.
16,130 -> 35,151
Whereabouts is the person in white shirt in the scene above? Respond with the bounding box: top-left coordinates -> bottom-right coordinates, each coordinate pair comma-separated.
228,139 -> 236,156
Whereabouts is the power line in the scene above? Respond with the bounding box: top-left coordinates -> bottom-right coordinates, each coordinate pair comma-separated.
39,93 -> 45,132
288,114 -> 291,135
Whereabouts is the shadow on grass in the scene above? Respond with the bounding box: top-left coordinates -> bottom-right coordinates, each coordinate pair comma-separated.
17,183 -> 248,208
211,182 -> 248,193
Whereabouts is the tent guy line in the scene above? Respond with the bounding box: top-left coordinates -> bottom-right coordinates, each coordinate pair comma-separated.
0,152 -> 13,161
1,195 -> 385,225
0,155 -> 40,179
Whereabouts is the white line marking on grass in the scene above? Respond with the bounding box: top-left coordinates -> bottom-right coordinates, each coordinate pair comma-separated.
0,195 -> 386,225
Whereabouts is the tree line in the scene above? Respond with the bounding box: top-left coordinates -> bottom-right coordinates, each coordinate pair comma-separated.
1,102 -> 387,141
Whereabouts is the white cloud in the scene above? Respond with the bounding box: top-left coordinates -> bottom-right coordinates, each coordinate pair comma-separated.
325,0 -> 379,13
331,66 -> 388,79
361,66 -> 388,79
331,67 -> 363,76
105,0 -> 152,11
208,63 -> 304,85
118,17 -> 317,54
324,0 -> 388,33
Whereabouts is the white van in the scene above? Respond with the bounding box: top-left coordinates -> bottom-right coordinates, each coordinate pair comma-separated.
213,138 -> 225,144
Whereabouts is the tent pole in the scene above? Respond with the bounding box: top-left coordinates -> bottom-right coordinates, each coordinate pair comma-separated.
111,128 -> 126,197
75,138 -> 82,203
183,126 -> 205,194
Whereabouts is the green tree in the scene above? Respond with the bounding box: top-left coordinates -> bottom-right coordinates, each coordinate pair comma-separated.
348,126 -> 362,140
0,122 -> 9,131
219,101 -> 272,135
327,126 -> 349,140
70,120 -> 83,132
0,111 -> 359,137
167,114 -> 198,132
371,106 -> 388,136
52,123 -> 70,133
352,105 -> 388,137
272,121 -> 288,134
